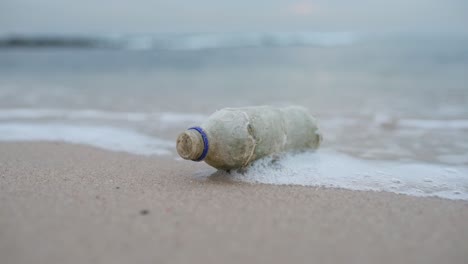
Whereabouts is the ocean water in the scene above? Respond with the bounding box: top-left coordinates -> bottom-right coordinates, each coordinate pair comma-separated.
1,32 -> 467,200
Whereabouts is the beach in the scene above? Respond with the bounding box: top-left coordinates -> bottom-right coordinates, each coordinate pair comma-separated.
1,142 -> 467,264
1,33 -> 468,263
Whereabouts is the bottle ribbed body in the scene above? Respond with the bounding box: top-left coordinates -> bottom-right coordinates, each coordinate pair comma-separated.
176,106 -> 321,170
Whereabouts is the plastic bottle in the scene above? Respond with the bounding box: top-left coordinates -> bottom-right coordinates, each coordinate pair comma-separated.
176,106 -> 321,170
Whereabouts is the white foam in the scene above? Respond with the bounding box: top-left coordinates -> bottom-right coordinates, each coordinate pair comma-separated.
368,113 -> 468,130
0,122 -> 174,155
0,108 -> 207,126
120,32 -> 357,50
208,150 -> 468,201
158,112 -> 208,127
436,154 -> 468,165
2,108 -> 468,131
398,119 -> 468,129
0,32 -> 358,51
1,109 -> 468,201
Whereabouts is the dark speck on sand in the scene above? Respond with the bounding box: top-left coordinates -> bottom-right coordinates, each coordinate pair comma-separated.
140,209 -> 149,215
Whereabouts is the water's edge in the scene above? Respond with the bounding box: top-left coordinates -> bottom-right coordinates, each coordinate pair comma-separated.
1,117 -> 467,201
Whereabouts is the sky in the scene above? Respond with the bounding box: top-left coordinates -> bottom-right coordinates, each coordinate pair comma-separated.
1,0 -> 467,35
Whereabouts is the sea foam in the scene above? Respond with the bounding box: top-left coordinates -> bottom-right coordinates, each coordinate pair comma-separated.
208,150 -> 468,201
0,122 -> 173,155
0,108 -> 207,125
1,109 -> 467,201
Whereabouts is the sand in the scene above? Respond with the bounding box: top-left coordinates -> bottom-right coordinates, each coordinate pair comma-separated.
1,142 -> 467,264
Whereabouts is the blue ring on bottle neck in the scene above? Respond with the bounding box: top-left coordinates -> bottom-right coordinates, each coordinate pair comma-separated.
188,126 -> 209,161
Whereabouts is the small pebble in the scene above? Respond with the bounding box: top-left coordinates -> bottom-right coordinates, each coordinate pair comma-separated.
140,209 -> 149,215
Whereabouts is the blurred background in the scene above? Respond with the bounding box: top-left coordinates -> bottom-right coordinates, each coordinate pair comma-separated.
1,0 -> 467,34
1,0 -> 468,165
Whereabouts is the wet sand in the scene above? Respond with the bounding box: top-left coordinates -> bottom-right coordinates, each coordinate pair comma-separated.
1,142 -> 467,264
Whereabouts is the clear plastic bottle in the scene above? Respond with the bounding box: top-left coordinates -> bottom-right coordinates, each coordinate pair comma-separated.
176,106 -> 321,170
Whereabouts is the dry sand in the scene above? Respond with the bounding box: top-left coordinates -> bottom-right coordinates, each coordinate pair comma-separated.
1,142 -> 467,264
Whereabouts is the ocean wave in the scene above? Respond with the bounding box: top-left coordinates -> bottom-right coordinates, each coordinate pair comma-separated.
0,32 -> 357,50
2,108 -> 468,130
1,108 -> 468,200
0,108 -> 208,125
0,120 -> 466,200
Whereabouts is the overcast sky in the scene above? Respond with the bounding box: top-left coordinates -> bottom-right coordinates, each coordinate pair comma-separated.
1,0 -> 467,35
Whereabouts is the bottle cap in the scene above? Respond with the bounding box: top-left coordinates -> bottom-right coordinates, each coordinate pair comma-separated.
176,127 -> 209,161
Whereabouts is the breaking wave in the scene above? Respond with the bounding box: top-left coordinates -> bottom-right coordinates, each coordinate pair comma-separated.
0,32 -> 357,50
